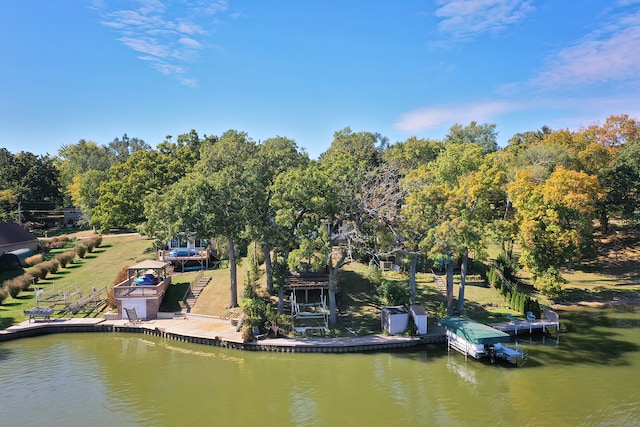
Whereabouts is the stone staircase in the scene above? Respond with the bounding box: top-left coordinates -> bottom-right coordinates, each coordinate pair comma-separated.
432,271 -> 447,296
183,276 -> 211,313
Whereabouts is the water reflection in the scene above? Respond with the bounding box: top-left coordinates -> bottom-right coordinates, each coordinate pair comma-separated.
0,306 -> 638,426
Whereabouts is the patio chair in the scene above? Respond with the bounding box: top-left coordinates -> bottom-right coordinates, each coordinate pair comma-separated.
124,307 -> 142,326
526,311 -> 536,322
253,326 -> 267,340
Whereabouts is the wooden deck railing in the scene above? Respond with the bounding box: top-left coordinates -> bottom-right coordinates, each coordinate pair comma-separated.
113,277 -> 170,298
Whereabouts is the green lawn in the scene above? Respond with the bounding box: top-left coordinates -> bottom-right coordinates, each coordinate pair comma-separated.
0,233 -> 156,328
3,230 -> 639,333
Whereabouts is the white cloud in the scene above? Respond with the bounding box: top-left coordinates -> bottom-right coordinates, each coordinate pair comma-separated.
119,36 -> 170,58
394,101 -> 514,132
94,0 -> 231,86
435,0 -> 534,41
533,11 -> 640,88
179,37 -> 202,49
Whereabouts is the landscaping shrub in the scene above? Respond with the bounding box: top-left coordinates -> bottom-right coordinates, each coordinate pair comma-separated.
113,266 -> 129,285
490,266 -> 542,318
0,287 -> 8,305
83,236 -> 102,254
535,268 -> 567,299
405,315 -> 418,336
241,297 -> 268,320
30,263 -> 49,281
55,251 -> 76,268
9,273 -> 35,292
495,252 -> 519,280
377,279 -> 409,306
83,241 -> 95,253
75,244 -> 87,259
45,236 -> 74,250
241,323 -> 254,342
435,301 -> 447,318
21,273 -> 34,291
107,287 -> 117,309
367,266 -> 383,286
8,281 -> 22,298
106,266 -> 130,309
44,260 -> 60,274
25,253 -> 44,266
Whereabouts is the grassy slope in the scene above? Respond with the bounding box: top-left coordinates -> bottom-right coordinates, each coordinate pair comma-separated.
0,233 -> 155,328
190,260 -> 249,318
3,228 -> 639,333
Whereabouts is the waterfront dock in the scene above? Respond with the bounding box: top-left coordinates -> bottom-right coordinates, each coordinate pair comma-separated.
0,314 -> 447,353
490,308 -> 560,336
490,319 -> 559,335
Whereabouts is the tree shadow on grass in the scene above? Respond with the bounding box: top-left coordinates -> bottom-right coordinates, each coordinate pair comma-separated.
0,316 -> 16,330
558,287 -> 640,305
159,282 -> 190,312
66,263 -> 85,269
339,268 -> 447,336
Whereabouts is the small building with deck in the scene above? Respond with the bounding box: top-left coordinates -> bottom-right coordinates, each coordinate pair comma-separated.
113,260 -> 171,320
157,233 -> 218,272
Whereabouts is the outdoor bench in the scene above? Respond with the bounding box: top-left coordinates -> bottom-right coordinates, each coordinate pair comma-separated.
23,306 -> 55,322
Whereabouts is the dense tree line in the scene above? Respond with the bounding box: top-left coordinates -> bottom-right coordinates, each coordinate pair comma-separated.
1,115 -> 639,321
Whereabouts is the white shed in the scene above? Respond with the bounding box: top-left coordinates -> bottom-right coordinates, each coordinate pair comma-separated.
381,305 -> 409,335
410,305 -> 428,335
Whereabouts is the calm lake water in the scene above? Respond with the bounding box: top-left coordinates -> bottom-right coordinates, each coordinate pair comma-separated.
1,307 -> 639,426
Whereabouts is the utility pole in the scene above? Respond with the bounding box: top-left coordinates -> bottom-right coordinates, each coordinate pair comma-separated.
17,201 -> 21,224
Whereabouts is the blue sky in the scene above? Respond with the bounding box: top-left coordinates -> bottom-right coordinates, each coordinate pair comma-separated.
2,0 -> 639,160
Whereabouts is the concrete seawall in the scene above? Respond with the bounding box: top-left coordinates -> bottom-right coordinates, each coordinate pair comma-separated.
0,317 -> 447,353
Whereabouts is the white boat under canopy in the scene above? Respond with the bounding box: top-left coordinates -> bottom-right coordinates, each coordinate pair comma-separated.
439,316 -> 524,364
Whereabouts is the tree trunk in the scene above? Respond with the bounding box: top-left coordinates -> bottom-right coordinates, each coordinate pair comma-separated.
263,243 -> 273,294
227,234 -> 238,308
409,253 -> 417,306
599,209 -> 609,235
328,247 -> 347,327
446,255 -> 454,316
278,247 -> 291,314
456,249 -> 468,314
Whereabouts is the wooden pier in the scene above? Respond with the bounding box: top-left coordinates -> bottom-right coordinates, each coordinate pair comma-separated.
490,309 -> 560,336
490,319 -> 559,335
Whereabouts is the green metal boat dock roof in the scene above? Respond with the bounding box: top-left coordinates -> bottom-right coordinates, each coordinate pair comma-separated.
439,316 -> 511,345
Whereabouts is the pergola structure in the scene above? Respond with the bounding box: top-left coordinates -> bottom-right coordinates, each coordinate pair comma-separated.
126,259 -> 169,283
285,275 -> 330,333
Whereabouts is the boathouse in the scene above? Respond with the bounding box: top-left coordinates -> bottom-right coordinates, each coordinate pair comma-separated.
113,260 -> 171,320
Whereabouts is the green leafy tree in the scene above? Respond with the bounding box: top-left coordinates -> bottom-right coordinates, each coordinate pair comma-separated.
108,133 -> 150,162
245,136 -> 308,294
509,166 -> 601,282
193,130 -> 258,308
318,127 -> 385,325
383,136 -> 443,172
445,121 -> 498,154
0,150 -> 62,220
56,140 -> 116,202
92,132 -> 210,230
271,163 -> 336,312
402,143 -> 503,314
